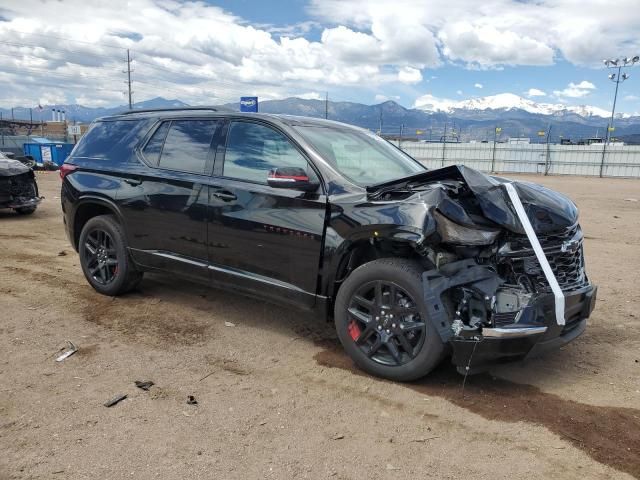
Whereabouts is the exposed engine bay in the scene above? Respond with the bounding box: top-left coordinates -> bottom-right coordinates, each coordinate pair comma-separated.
0,154 -> 42,213
365,165 -> 596,372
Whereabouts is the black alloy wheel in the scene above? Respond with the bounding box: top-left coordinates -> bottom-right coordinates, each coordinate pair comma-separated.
83,229 -> 119,285
334,258 -> 444,381
347,280 -> 426,366
78,214 -> 143,296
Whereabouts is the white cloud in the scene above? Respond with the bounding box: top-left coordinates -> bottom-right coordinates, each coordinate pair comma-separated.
295,92 -> 324,100
397,66 -> 422,84
474,83 -> 483,89
526,88 -> 547,97
553,80 -> 596,98
308,0 -> 640,67
0,0 -> 438,107
624,95 -> 640,101
374,94 -> 400,102
456,90 -> 463,95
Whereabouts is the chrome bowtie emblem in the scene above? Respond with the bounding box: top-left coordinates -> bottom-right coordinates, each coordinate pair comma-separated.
561,239 -> 579,254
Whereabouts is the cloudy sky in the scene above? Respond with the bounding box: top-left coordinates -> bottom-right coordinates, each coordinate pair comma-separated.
1,0 -> 639,111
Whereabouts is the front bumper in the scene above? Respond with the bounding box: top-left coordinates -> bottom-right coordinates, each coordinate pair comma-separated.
450,284 -> 597,373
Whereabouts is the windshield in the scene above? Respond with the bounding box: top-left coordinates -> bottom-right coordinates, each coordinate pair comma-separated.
294,125 -> 425,186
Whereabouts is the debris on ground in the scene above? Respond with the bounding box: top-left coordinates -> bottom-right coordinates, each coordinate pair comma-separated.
624,198 -> 638,202
57,250 -> 67,256
386,464 -> 400,471
134,380 -> 154,391
224,321 -> 235,327
187,395 -> 198,405
409,436 -> 441,443
332,434 -> 345,440
55,341 -> 78,362
103,394 -> 127,407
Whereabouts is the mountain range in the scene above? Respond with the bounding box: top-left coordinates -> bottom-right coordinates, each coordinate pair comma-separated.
2,94 -> 639,143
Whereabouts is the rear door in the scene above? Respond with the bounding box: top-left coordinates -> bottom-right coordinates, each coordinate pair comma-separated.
120,118 -> 222,281
207,120 -> 327,308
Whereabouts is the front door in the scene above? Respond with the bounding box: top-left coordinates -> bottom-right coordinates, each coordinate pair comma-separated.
207,120 -> 327,308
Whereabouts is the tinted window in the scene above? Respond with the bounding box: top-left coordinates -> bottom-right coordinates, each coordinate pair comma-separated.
158,120 -> 218,174
142,122 -> 170,165
224,122 -> 308,183
72,120 -> 149,160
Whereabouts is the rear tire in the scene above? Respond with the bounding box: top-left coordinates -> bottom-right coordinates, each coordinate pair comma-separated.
334,258 -> 444,382
78,214 -> 143,296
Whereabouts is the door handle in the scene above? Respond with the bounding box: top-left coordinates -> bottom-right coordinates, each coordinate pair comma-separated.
213,191 -> 237,201
124,178 -> 142,186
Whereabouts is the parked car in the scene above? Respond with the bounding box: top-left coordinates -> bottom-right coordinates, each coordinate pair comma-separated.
60,108 -> 596,381
0,151 -> 41,215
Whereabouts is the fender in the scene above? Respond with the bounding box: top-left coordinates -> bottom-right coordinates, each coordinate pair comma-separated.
69,195 -> 129,250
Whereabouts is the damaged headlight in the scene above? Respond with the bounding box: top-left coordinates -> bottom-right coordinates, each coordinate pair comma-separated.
434,210 -> 500,245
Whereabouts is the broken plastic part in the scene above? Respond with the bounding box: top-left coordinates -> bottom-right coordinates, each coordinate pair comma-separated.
55,341 -> 78,362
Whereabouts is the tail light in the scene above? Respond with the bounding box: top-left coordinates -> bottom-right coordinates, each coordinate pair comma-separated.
59,163 -> 78,180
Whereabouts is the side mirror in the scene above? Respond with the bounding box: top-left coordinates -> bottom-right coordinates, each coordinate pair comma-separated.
267,167 -> 318,192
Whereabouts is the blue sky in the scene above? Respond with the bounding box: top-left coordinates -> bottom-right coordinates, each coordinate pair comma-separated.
0,0 -> 639,113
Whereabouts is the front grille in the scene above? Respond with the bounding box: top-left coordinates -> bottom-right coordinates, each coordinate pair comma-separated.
502,224 -> 589,293
7,173 -> 35,198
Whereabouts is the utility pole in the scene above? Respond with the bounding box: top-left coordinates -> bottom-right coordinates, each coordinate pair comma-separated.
126,49 -> 133,110
378,107 -> 383,135
324,92 -> 328,119
1,112 -> 4,146
399,124 -> 404,149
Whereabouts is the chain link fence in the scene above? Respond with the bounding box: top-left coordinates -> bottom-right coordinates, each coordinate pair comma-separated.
395,141 -> 640,178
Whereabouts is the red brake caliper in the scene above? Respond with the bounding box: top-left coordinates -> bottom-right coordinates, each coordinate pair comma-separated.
347,320 -> 361,341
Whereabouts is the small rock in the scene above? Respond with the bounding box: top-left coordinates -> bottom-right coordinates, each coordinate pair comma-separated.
134,380 -> 154,391
624,198 -> 638,202
332,434 -> 345,440
224,321 -> 235,327
187,395 -> 198,405
57,250 -> 67,256
386,463 -> 400,471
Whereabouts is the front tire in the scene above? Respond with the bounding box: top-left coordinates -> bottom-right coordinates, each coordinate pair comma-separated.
78,215 -> 143,296
334,258 -> 444,382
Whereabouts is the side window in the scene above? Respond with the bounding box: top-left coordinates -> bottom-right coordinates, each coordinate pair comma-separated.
142,122 -> 170,165
157,120 -> 218,174
223,122 -> 309,183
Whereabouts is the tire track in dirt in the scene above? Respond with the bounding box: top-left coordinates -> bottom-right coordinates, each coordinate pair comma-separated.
315,343 -> 640,479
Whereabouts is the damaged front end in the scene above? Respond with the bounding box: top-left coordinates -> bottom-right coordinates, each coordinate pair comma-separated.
0,157 -> 42,212
368,165 -> 597,373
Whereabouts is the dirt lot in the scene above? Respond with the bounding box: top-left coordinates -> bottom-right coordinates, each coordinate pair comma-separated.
1,171 -> 639,479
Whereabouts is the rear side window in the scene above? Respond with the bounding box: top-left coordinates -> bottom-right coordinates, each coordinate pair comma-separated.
72,120 -> 148,160
158,120 -> 218,174
142,122 -> 170,165
223,122 -> 309,183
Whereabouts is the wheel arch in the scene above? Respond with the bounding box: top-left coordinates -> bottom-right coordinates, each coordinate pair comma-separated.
324,227 -> 432,316
72,196 -> 127,251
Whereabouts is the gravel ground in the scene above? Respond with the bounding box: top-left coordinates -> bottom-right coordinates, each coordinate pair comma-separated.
0,171 -> 639,480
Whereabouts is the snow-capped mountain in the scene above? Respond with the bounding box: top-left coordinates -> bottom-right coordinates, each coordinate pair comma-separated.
415,93 -> 615,119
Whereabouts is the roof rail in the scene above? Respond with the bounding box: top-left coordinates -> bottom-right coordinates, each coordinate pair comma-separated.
120,106 -> 222,115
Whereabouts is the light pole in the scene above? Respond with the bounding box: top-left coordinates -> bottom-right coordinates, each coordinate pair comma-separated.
603,56 -> 639,144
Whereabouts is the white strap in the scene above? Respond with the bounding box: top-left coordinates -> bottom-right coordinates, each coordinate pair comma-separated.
503,182 -> 565,325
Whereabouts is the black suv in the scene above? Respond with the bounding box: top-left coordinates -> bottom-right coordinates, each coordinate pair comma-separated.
61,108 -> 596,381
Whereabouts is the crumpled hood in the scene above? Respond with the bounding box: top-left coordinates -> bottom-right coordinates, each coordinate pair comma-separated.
455,166 -> 578,234
367,165 -> 578,234
0,158 -> 31,176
